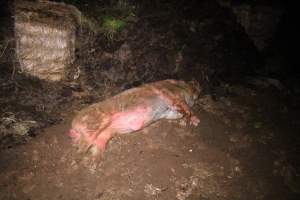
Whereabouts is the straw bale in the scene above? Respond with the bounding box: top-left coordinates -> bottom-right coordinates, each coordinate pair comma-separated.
19,48 -> 71,62
19,34 -> 69,49
15,0 -> 81,81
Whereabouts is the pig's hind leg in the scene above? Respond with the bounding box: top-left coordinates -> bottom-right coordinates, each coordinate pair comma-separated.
78,117 -> 112,155
88,128 -> 114,161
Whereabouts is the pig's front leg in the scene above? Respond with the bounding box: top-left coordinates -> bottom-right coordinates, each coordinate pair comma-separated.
176,102 -> 200,126
151,85 -> 190,114
171,100 -> 200,126
152,86 -> 200,126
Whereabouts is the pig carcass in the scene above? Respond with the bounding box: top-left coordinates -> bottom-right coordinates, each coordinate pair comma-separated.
69,79 -> 201,159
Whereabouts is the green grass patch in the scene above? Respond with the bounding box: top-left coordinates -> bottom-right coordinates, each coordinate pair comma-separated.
101,17 -> 127,41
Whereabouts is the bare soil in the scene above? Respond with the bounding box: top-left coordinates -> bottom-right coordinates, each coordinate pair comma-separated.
1,87 -> 299,200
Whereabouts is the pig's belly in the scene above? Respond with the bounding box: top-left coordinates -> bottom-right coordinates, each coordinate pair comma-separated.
110,105 -> 152,134
109,99 -> 183,134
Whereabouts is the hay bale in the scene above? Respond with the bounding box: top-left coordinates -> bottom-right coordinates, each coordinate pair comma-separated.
15,0 -> 81,81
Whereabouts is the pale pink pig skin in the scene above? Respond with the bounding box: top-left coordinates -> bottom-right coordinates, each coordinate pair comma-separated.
69,79 -> 201,159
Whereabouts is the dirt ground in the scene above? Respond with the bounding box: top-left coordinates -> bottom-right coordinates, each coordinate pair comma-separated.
0,0 -> 299,199
0,86 -> 299,200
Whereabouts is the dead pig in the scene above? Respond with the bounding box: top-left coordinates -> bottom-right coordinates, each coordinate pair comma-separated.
69,79 -> 201,160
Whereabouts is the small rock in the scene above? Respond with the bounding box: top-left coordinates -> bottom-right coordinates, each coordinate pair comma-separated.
171,168 -> 176,174
22,184 -> 36,194
234,166 -> 241,172
144,184 -> 162,196
179,119 -> 187,126
32,150 -> 39,161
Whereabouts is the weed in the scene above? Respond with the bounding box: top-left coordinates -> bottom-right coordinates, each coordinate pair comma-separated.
101,17 -> 127,41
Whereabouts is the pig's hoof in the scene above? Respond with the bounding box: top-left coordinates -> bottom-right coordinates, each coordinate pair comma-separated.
76,146 -> 86,155
89,145 -> 104,163
190,116 -> 200,126
77,140 -> 93,154
79,148 -> 104,169
82,156 -> 101,170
